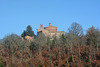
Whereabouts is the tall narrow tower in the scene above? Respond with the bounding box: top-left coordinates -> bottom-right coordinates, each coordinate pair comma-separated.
40,24 -> 43,28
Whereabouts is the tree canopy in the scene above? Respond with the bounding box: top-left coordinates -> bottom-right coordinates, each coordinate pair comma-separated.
86,26 -> 100,46
68,22 -> 83,37
21,25 -> 36,38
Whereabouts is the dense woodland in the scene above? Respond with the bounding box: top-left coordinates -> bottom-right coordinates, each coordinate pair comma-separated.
0,22 -> 100,67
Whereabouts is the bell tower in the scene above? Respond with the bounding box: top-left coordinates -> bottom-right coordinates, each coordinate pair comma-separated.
40,24 -> 43,28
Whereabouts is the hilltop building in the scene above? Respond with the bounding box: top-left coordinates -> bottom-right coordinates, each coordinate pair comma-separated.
37,23 -> 65,39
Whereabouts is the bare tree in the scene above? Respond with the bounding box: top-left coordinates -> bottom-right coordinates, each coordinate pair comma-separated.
86,26 -> 100,50
35,33 -> 47,66
86,26 -> 100,66
68,22 -> 83,37
3,34 -> 22,66
68,22 -> 83,62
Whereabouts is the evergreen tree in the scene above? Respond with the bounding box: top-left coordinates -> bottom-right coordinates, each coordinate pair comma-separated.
21,25 -> 36,38
21,30 -> 26,38
26,25 -> 32,33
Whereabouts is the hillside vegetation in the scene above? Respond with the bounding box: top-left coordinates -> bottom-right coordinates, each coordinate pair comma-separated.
0,22 -> 100,67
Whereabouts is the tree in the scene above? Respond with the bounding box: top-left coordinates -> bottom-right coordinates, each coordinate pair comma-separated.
86,26 -> 100,50
68,22 -> 83,62
68,22 -> 83,37
60,34 -> 66,45
29,42 -> 38,55
21,30 -> 26,38
35,33 -> 47,57
21,25 -> 36,38
46,37 -> 52,66
0,59 -> 4,67
26,25 -> 35,37
86,26 -> 100,65
86,26 -> 99,46
52,37 -> 57,46
3,34 -> 22,49
3,34 -> 22,66
26,25 -> 32,33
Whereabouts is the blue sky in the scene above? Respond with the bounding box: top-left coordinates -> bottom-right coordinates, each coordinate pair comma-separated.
0,0 -> 100,39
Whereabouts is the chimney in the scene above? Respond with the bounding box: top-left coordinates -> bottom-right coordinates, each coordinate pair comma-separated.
49,23 -> 51,26
40,24 -> 43,28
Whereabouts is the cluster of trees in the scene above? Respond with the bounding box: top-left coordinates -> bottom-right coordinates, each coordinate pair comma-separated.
0,22 -> 100,67
21,25 -> 36,38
